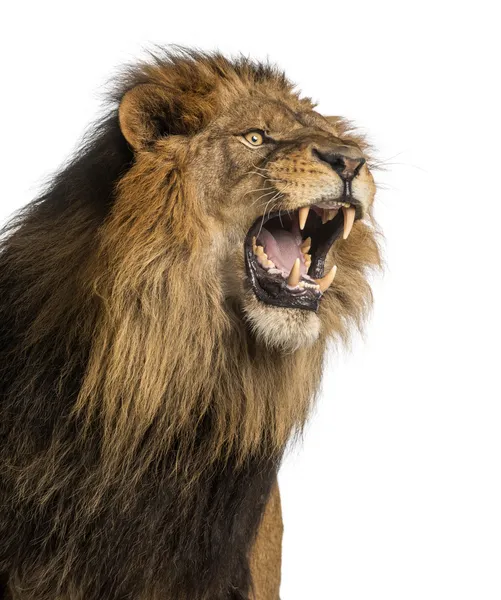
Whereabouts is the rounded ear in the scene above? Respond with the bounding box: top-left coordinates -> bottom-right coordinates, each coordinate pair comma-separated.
118,84 -> 172,150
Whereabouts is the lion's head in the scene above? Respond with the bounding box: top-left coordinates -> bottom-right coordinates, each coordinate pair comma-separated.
114,50 -> 380,354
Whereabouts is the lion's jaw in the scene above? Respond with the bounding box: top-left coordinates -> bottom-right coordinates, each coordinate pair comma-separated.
243,290 -> 322,352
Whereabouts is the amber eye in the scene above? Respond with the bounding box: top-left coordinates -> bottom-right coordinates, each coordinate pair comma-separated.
243,131 -> 265,146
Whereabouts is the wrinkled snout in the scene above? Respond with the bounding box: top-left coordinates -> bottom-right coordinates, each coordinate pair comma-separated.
312,146 -> 366,181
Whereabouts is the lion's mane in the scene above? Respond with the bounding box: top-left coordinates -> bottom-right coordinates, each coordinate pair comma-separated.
0,50 -> 380,600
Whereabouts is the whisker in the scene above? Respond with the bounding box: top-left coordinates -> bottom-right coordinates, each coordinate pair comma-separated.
253,182 -> 293,238
278,209 -> 284,228
246,171 -> 284,182
266,196 -> 281,220
251,164 -> 273,173
242,186 -> 275,197
257,198 -> 276,238
243,171 -> 269,179
249,189 -> 277,208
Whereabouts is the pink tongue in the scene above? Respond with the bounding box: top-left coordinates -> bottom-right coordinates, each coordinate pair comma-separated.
258,227 -> 306,274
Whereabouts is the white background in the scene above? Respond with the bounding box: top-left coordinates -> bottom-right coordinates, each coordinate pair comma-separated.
1,2 -> 500,598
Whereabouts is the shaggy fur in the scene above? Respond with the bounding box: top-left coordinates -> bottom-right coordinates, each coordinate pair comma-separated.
0,49 -> 381,599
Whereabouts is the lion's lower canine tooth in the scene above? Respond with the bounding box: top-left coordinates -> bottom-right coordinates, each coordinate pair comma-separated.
314,265 -> 337,292
287,258 -> 301,287
298,206 -> 310,230
342,206 -> 356,240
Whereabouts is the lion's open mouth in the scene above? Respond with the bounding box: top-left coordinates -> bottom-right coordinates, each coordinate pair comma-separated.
245,201 -> 359,311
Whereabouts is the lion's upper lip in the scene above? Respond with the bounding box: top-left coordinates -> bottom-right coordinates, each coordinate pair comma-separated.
244,201 -> 359,311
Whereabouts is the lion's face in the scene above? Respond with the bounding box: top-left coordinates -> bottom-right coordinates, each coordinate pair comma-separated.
187,97 -> 375,351
118,59 -> 378,353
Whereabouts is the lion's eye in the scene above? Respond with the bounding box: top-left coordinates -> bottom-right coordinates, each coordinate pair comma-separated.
243,131 -> 265,146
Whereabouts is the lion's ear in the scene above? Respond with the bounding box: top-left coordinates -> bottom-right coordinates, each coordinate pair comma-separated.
119,84 -> 173,150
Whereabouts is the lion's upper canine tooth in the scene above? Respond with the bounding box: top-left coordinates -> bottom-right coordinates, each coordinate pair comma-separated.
287,258 -> 301,287
298,206 -> 310,230
342,206 -> 356,240
301,237 -> 311,253
313,265 -> 337,293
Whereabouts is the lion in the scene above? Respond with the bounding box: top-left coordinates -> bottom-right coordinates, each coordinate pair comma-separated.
0,49 -> 381,600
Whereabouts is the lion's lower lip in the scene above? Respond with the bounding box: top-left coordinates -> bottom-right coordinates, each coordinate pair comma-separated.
244,203 -> 356,310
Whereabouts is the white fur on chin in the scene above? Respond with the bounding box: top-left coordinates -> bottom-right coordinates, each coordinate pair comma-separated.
243,292 -> 321,353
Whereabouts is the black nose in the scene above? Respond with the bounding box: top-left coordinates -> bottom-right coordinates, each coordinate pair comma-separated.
313,149 -> 366,180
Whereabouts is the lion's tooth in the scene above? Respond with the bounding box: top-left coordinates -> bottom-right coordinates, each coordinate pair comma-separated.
301,237 -> 311,253
256,246 -> 268,268
313,265 -> 337,293
287,258 -> 301,287
342,206 -> 356,240
298,206 -> 310,230
258,257 -> 273,270
322,209 -> 329,225
328,208 -> 339,222
304,254 -> 311,268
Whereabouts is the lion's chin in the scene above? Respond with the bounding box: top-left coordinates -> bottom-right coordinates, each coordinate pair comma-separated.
243,292 -> 321,353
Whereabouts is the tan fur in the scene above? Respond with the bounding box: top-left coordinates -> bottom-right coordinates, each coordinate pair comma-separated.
250,483 -> 283,600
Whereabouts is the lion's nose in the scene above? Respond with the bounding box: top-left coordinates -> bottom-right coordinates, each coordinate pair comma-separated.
313,148 -> 366,180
